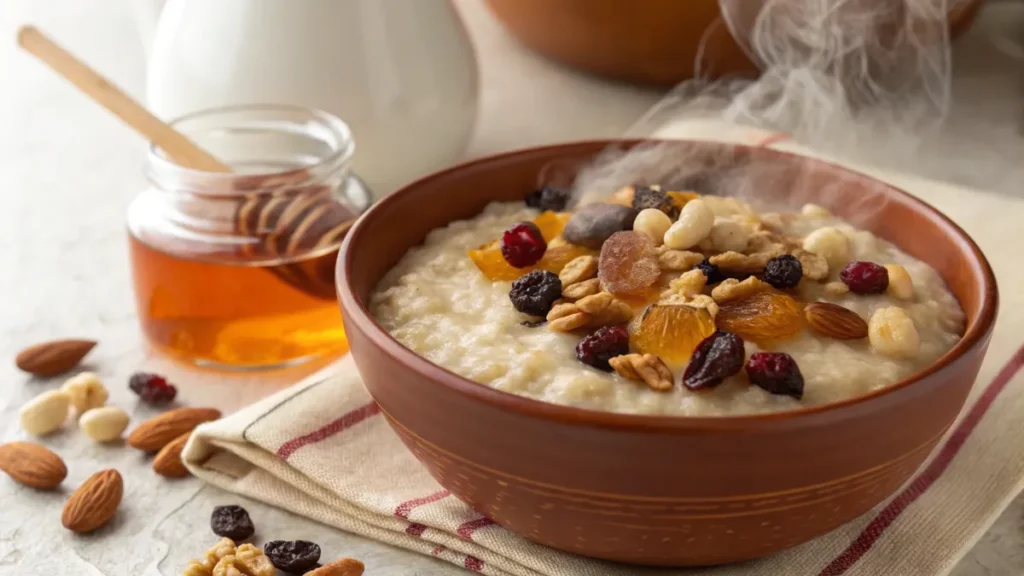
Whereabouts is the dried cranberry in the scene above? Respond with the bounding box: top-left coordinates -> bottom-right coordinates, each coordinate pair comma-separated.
128,372 -> 177,404
839,261 -> 889,294
210,505 -> 255,541
631,186 -> 678,218
763,254 -> 803,289
509,270 -> 562,317
525,187 -> 570,212
693,258 -> 726,285
576,326 -> 630,371
683,331 -> 745,390
745,352 -> 804,399
500,221 -> 547,268
264,540 -> 322,573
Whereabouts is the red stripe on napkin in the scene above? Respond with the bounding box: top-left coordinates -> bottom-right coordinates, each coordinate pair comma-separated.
405,523 -> 428,537
464,556 -> 485,571
819,344 -> 1024,575
458,517 -> 497,540
276,401 -> 382,459
394,490 -> 451,519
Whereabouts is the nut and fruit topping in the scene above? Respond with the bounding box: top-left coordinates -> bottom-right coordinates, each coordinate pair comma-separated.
598,231 -> 660,295
524,186 -> 570,212
762,254 -> 803,289
264,540 -> 322,573
558,254 -> 598,286
693,257 -> 726,284
609,353 -> 674,391
802,226 -> 850,269
840,261 -> 889,294
500,221 -> 547,268
561,277 -> 601,300
657,249 -> 705,272
884,263 -> 915,300
630,304 -> 717,367
130,371 -> 178,404
869,306 -> 920,359
576,325 -> 630,371
682,331 -> 745,391
631,185 -> 679,218
0,441 -> 67,489
664,269 -> 707,299
663,198 -> 714,250
574,292 -> 634,326
633,208 -> 673,245
804,302 -> 869,340
745,352 -> 804,399
509,270 -> 562,317
791,248 -> 829,281
562,203 -> 638,249
716,291 -> 805,344
546,302 -> 592,332
711,276 -> 770,303
211,504 -> 256,541
469,212 -> 590,281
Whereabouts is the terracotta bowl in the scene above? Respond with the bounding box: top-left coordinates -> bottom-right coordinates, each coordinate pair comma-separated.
336,140 -> 997,566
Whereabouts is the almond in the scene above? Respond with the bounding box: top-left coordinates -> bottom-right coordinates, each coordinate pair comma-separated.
153,432 -> 191,478
62,469 -> 122,533
307,558 -> 366,576
16,339 -> 97,377
804,302 -> 869,340
0,441 -> 67,489
127,407 -> 221,452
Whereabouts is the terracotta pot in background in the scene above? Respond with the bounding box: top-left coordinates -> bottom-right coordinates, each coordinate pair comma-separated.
484,0 -> 985,86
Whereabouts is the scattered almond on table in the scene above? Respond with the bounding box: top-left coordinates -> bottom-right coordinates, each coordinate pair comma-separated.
0,441 -> 67,489
15,338 -> 96,376
61,469 -> 122,534
128,407 -> 222,452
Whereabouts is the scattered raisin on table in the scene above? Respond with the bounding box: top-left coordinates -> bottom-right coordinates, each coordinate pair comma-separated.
631,186 -> 678,218
500,221 -> 547,268
693,258 -> 726,285
576,326 -> 630,371
264,540 -> 322,573
839,261 -> 889,294
509,270 -> 562,317
745,352 -> 804,399
683,331 -> 745,390
128,372 -> 177,404
763,254 -> 803,289
525,187 -> 570,212
210,505 -> 255,541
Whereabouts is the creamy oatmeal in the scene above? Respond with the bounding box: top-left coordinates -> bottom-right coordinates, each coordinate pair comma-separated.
370,189 -> 964,416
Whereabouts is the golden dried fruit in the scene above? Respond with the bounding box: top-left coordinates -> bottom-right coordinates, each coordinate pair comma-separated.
629,304 -> 717,367
804,302 -> 869,340
469,229 -> 593,281
716,291 -> 805,344
0,441 -> 67,489
127,407 -> 222,452
62,469 -> 122,533
15,339 -> 96,376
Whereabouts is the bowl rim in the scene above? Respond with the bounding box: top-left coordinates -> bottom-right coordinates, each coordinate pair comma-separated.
338,139 -> 998,431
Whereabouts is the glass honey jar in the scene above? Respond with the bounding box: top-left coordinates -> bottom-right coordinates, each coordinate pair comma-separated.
127,105 -> 371,369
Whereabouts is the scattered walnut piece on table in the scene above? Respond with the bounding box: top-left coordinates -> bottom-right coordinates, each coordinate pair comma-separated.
711,276 -> 770,303
610,354 -> 674,391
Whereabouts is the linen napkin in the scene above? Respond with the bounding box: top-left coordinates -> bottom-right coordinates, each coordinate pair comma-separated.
183,119 -> 1024,576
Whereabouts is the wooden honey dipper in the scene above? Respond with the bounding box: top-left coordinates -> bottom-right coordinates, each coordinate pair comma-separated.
17,26 -> 355,300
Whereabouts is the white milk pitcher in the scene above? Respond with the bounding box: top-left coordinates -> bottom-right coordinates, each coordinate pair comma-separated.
132,0 -> 479,196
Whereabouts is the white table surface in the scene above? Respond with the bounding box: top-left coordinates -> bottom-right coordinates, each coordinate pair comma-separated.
1,1 -> 1023,574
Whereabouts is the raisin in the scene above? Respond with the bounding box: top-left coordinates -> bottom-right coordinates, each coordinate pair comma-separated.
500,222 -> 547,268
264,540 -> 322,573
576,325 -> 630,371
525,187 -> 570,212
210,505 -> 255,541
763,254 -> 803,289
631,186 -> 678,218
509,270 -> 562,317
745,352 -> 804,399
839,261 -> 889,294
693,258 -> 726,285
128,372 -> 177,404
682,331 -> 745,390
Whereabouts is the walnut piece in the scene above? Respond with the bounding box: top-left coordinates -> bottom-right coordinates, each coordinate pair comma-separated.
609,354 -> 674,391
709,246 -> 784,275
657,249 -> 705,271
792,248 -> 829,280
575,292 -> 634,326
183,539 -> 237,576
212,544 -> 275,576
667,269 -> 707,298
559,255 -> 598,286
683,294 -> 720,318
561,277 -> 601,300
546,302 -> 591,332
711,276 -> 770,303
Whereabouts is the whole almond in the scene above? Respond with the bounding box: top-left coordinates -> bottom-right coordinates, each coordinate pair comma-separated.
153,432 -> 191,478
0,441 -> 67,489
15,339 -> 97,376
127,407 -> 221,452
62,469 -> 122,533
306,558 -> 365,576
805,302 -> 869,340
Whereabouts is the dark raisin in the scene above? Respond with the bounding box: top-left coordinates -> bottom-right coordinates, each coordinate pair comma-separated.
763,254 -> 803,289
128,372 -> 177,404
631,186 -> 678,218
509,270 -> 562,317
693,258 -> 726,285
500,221 -> 547,268
521,319 -> 548,328
839,261 -> 889,294
264,540 -> 322,573
745,352 -> 804,399
576,326 -> 630,371
525,187 -> 570,212
210,505 -> 255,541
683,331 -> 745,390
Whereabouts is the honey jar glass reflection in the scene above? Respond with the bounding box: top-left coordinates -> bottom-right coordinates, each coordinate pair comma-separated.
127,105 -> 370,369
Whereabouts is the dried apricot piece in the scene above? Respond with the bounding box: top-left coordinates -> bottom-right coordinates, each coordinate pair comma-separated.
468,211 -> 582,281
715,291 -> 805,345
598,231 -> 660,295
532,211 -> 573,240
667,191 -> 699,211
628,304 -> 717,368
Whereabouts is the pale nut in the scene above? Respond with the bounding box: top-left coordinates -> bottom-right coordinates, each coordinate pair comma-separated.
663,199 -> 714,250
609,354 -> 674,391
711,276 -> 770,303
802,227 -> 850,270
561,277 -> 601,300
707,218 -> 751,253
79,406 -> 130,442
19,389 -> 70,436
824,281 -> 851,296
61,372 -> 109,413
885,264 -> 915,300
632,208 -> 672,246
558,255 -> 598,286
657,250 -> 704,272
869,307 -> 920,359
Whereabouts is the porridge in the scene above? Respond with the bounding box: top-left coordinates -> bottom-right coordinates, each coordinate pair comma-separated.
370,186 -> 964,416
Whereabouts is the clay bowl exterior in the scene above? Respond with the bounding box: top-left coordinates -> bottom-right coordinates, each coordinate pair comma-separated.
483,0 -> 984,86
337,140 -> 997,566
